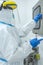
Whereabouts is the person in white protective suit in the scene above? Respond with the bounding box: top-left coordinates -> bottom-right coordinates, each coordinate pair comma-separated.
0,0 -> 36,65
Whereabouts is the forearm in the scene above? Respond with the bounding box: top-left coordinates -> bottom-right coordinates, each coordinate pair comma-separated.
19,21 -> 35,37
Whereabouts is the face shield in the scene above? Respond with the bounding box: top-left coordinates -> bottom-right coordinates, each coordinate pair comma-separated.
0,0 -> 21,26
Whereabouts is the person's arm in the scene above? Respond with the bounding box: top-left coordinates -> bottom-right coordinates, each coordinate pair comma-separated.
18,14 -> 42,37
19,21 -> 35,37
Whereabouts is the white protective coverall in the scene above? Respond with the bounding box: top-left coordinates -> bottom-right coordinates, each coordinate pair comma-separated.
0,1 -> 35,65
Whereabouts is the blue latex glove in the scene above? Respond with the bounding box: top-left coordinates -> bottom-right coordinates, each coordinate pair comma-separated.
34,13 -> 42,23
30,38 -> 43,48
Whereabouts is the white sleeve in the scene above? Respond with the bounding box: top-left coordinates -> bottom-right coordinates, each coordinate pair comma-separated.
18,21 -> 35,37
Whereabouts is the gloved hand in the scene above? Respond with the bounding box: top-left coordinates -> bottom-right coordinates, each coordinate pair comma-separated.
34,13 -> 42,23
30,38 -> 43,48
